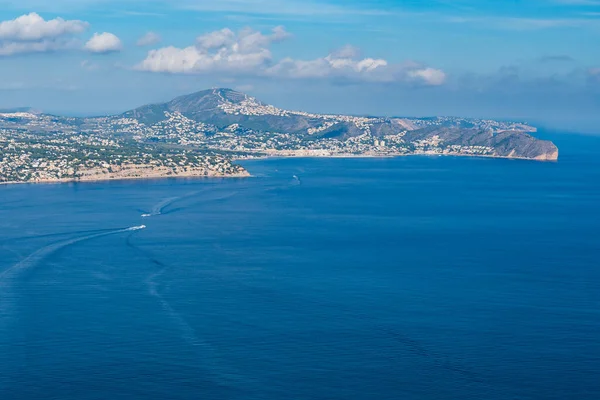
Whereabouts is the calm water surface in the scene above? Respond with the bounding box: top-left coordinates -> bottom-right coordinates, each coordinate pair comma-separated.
1,132 -> 599,399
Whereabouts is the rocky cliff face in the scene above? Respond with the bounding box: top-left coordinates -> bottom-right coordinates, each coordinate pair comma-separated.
402,127 -> 559,161
491,131 -> 558,160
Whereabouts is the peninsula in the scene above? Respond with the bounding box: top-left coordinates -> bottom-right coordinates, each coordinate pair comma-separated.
0,88 -> 558,184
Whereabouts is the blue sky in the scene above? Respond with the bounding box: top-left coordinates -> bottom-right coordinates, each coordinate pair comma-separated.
0,0 -> 599,132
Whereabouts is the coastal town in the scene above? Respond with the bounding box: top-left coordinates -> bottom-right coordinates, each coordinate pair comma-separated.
0,89 -> 558,184
0,123 -> 247,184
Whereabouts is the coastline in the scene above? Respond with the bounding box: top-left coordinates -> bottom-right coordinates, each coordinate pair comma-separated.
233,151 -> 559,163
0,152 -> 558,186
0,171 -> 251,186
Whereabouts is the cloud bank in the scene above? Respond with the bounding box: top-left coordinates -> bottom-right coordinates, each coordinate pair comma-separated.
0,12 -> 88,55
0,13 -> 123,56
136,27 -> 446,86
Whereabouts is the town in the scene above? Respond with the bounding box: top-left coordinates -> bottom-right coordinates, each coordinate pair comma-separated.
0,89 -> 557,184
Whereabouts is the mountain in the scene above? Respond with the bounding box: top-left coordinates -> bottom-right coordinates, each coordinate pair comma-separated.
123,88 -> 324,134
0,88 -> 559,162
118,88 -> 558,161
0,89 -> 565,185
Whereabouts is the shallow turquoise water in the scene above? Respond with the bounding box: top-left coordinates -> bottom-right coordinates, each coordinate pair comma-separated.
1,132 -> 599,399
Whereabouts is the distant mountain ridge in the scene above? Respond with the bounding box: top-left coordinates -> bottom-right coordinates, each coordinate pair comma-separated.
117,88 -> 558,160
0,88 -> 559,162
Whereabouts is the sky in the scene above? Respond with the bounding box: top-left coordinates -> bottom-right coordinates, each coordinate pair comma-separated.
0,0 -> 599,132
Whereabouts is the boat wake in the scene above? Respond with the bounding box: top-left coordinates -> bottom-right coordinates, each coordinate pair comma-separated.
141,196 -> 180,217
126,235 -> 252,388
0,225 -> 146,325
0,228 -> 121,246
180,191 -> 240,212
0,225 -> 146,282
264,175 -> 303,193
142,190 -> 242,218
141,192 -> 199,218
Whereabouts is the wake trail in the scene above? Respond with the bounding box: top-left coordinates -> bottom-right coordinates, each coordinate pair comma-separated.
264,176 -> 303,193
152,196 -> 181,216
141,197 -> 179,217
165,191 -> 241,215
0,225 -> 146,330
142,192 -> 199,218
0,226 -> 146,282
0,228 -> 120,246
263,172 -> 308,193
125,235 -> 252,388
143,190 -> 242,218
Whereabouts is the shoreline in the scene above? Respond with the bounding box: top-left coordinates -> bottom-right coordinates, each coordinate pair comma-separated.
0,152 -> 558,186
233,151 -> 559,163
0,171 -> 250,187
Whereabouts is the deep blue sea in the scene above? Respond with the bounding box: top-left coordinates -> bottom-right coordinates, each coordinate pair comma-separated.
1,132 -> 599,400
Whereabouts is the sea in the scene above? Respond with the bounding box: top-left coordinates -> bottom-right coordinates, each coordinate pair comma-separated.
1,131 -> 599,400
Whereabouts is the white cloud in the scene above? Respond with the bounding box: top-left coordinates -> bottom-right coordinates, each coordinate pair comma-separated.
0,12 -> 88,41
137,26 -> 288,74
267,52 -> 445,85
0,12 -> 88,56
0,38 -> 79,55
136,27 -> 446,86
0,13 -> 125,56
85,32 -> 122,53
408,67 -> 447,86
136,31 -> 161,46
195,28 -> 235,49
329,45 -> 361,59
267,52 -> 388,79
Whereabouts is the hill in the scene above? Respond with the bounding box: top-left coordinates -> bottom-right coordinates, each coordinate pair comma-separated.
0,88 -> 559,184
116,88 -> 558,161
